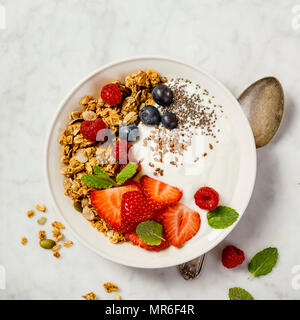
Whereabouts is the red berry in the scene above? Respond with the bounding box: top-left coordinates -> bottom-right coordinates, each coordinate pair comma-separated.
222,245 -> 245,269
162,203 -> 201,247
100,83 -> 122,105
194,186 -> 219,211
141,175 -> 182,211
80,118 -> 107,142
121,191 -> 155,232
91,184 -> 140,232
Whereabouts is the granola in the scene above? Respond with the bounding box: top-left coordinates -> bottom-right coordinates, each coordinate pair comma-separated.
103,282 -> 118,293
59,69 -> 166,244
63,240 -> 73,248
82,292 -> 97,300
27,210 -> 35,218
39,230 -> 46,240
36,204 -> 46,212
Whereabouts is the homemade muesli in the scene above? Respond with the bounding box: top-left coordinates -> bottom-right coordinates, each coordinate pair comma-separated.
59,69 -> 235,252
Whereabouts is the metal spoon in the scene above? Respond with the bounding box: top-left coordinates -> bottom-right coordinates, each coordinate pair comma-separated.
178,76 -> 284,280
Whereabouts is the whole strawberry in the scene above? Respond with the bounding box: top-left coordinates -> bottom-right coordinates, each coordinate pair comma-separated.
222,245 -> 245,269
80,118 -> 107,142
101,83 -> 122,105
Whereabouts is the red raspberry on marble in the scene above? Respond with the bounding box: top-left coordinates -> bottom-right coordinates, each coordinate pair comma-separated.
222,245 -> 245,269
194,186 -> 219,211
100,83 -> 122,105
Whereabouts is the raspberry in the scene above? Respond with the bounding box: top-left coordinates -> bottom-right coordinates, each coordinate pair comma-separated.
80,118 -> 107,142
194,186 -> 219,211
100,83 -> 122,105
222,245 -> 245,269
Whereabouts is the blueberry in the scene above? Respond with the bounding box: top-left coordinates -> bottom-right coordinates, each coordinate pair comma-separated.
161,112 -> 178,130
139,105 -> 161,125
119,124 -> 140,141
152,85 -> 173,106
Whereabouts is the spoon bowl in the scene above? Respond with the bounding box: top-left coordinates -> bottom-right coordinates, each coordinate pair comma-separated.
238,77 -> 284,148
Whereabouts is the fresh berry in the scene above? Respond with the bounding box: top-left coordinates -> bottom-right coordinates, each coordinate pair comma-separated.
121,191 -> 155,231
162,203 -> 201,247
141,175 -> 182,211
91,184 -> 140,232
222,245 -> 245,269
100,83 -> 122,105
152,84 -> 173,106
153,210 -> 164,223
194,187 -> 219,211
139,105 -> 161,125
161,112 -> 178,130
113,141 -> 131,164
125,231 -> 169,251
80,118 -> 107,142
119,125 -> 140,141
122,178 -> 140,187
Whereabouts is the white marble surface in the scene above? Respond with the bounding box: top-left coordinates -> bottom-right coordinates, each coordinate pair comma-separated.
0,0 -> 300,300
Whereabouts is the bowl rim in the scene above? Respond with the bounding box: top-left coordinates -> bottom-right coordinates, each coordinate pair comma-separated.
45,55 -> 257,268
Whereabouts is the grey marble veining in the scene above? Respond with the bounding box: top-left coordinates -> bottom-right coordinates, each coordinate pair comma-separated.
0,0 -> 300,299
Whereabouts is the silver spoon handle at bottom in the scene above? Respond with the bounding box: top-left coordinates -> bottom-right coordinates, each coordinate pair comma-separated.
178,254 -> 205,280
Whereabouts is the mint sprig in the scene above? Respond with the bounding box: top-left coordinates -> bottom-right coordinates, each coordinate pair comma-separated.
229,287 -> 254,300
136,221 -> 165,246
248,247 -> 278,278
81,174 -> 115,189
207,206 -> 239,229
81,163 -> 138,189
116,162 -> 138,185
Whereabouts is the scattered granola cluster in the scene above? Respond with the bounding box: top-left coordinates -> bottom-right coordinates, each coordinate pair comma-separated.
59,69 -> 166,243
22,204 -> 74,259
82,282 -> 121,300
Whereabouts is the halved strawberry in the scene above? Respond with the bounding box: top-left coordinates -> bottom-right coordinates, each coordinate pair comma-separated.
141,175 -> 182,211
91,185 -> 140,232
162,203 -> 201,247
121,191 -> 155,231
125,231 -> 169,251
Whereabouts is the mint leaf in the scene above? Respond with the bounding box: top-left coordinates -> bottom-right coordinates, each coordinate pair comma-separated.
81,174 -> 115,189
136,221 -> 164,245
93,165 -> 110,177
116,162 -> 138,185
229,287 -> 254,300
207,206 -> 239,229
248,247 -> 278,278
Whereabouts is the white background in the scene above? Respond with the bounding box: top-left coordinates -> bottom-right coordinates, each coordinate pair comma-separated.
0,0 -> 300,300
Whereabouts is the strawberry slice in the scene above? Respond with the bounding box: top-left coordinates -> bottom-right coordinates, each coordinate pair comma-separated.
162,203 -> 201,247
91,185 -> 140,232
121,191 -> 155,231
125,231 -> 169,251
141,175 -> 182,211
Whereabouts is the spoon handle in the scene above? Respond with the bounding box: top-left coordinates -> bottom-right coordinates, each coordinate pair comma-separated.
178,254 -> 205,280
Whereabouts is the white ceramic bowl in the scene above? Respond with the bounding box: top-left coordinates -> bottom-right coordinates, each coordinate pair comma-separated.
45,56 -> 256,268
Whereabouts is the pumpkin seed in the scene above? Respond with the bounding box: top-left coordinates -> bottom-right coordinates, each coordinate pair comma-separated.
40,239 -> 56,249
73,201 -> 83,213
